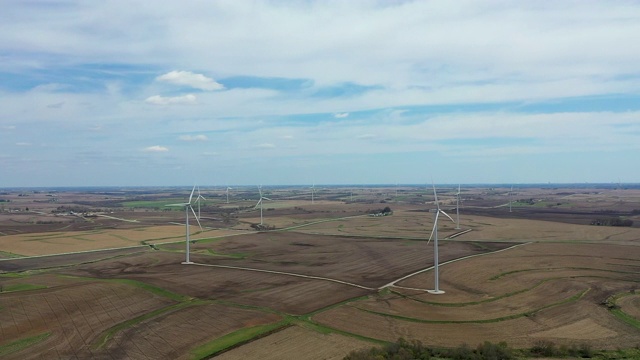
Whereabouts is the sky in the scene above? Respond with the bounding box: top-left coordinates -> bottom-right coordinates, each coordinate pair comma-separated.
1,0 -> 639,187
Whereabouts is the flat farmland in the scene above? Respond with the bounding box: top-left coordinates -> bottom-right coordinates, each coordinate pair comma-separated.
92,303 -> 282,360
617,294 -> 640,320
312,241 -> 640,350
59,251 -> 371,315
214,326 -> 373,360
294,209 -> 640,244
0,225 -> 244,257
179,231 -> 513,287
0,274 -> 178,359
2,185 -> 640,359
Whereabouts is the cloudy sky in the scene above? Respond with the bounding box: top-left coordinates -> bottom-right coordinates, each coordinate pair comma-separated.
1,1 -> 639,187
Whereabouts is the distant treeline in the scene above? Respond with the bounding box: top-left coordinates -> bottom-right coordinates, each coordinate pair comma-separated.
590,218 -> 634,227
344,338 -> 601,360
369,206 -> 393,215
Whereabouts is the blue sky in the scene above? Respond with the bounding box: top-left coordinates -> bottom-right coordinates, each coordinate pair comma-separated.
1,0 -> 639,187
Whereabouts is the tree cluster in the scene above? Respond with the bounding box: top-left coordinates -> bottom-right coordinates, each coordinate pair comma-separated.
344,339 -> 513,360
344,338 -> 596,360
369,206 -> 393,216
590,217 -> 634,227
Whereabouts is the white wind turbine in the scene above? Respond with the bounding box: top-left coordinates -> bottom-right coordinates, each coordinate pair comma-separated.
427,183 -> 455,295
310,183 -> 316,204
255,185 -> 272,225
226,186 -> 232,204
509,185 -> 513,213
166,185 -> 203,264
455,184 -> 461,230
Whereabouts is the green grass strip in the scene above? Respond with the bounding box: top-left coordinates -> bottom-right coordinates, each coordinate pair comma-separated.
60,275 -> 190,302
102,278 -> 189,302
0,283 -> 47,293
94,301 -> 197,349
391,280 -> 547,307
606,292 -> 640,330
610,308 -> 640,329
395,275 -> 634,308
0,332 -> 51,357
490,266 -> 639,280
204,248 -> 249,259
189,320 -> 290,360
0,250 -> 24,258
211,296 -> 385,346
356,289 -> 589,324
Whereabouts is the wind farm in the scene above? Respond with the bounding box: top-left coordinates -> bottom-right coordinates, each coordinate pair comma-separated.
1,184 -> 639,359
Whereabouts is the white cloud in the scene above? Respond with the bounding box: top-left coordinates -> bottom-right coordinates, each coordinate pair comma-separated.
145,94 -> 197,105
143,145 -> 169,152
357,134 -> 375,139
178,134 -> 208,141
2,1 -> 640,185
157,71 -> 224,91
16,142 -> 31,146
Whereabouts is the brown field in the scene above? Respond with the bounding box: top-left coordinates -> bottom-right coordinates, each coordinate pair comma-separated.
617,294 -> 640,320
0,274 -> 177,359
92,303 -> 282,360
313,241 -> 640,350
0,225 -> 247,257
2,185 -> 640,359
215,325 -> 373,360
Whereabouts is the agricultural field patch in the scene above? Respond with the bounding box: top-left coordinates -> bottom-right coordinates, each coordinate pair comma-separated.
1,185 -> 640,359
215,325 -> 373,360
0,274 -> 177,359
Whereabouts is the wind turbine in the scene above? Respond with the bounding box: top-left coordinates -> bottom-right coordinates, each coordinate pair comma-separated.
310,183 -> 316,204
226,186 -> 232,204
455,184 -> 461,230
255,185 -> 272,225
427,183 -> 455,295
166,185 -> 203,264
509,185 -> 513,213
195,186 -> 206,220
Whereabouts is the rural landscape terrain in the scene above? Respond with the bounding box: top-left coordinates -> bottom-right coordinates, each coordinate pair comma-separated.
1,184 -> 639,359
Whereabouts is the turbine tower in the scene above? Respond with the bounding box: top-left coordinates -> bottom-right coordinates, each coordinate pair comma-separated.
310,183 -> 316,204
427,183 -> 455,294
455,184 -> 461,230
166,185 -> 203,264
254,185 -> 272,225
226,186 -> 232,204
509,185 -> 513,213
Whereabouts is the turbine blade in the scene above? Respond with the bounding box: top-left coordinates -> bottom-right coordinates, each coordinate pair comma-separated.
432,182 -> 440,210
190,205 -> 203,230
254,199 -> 262,208
426,212 -> 440,245
189,185 -> 196,204
165,203 -> 189,207
263,197 -> 272,201
440,210 -> 455,223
